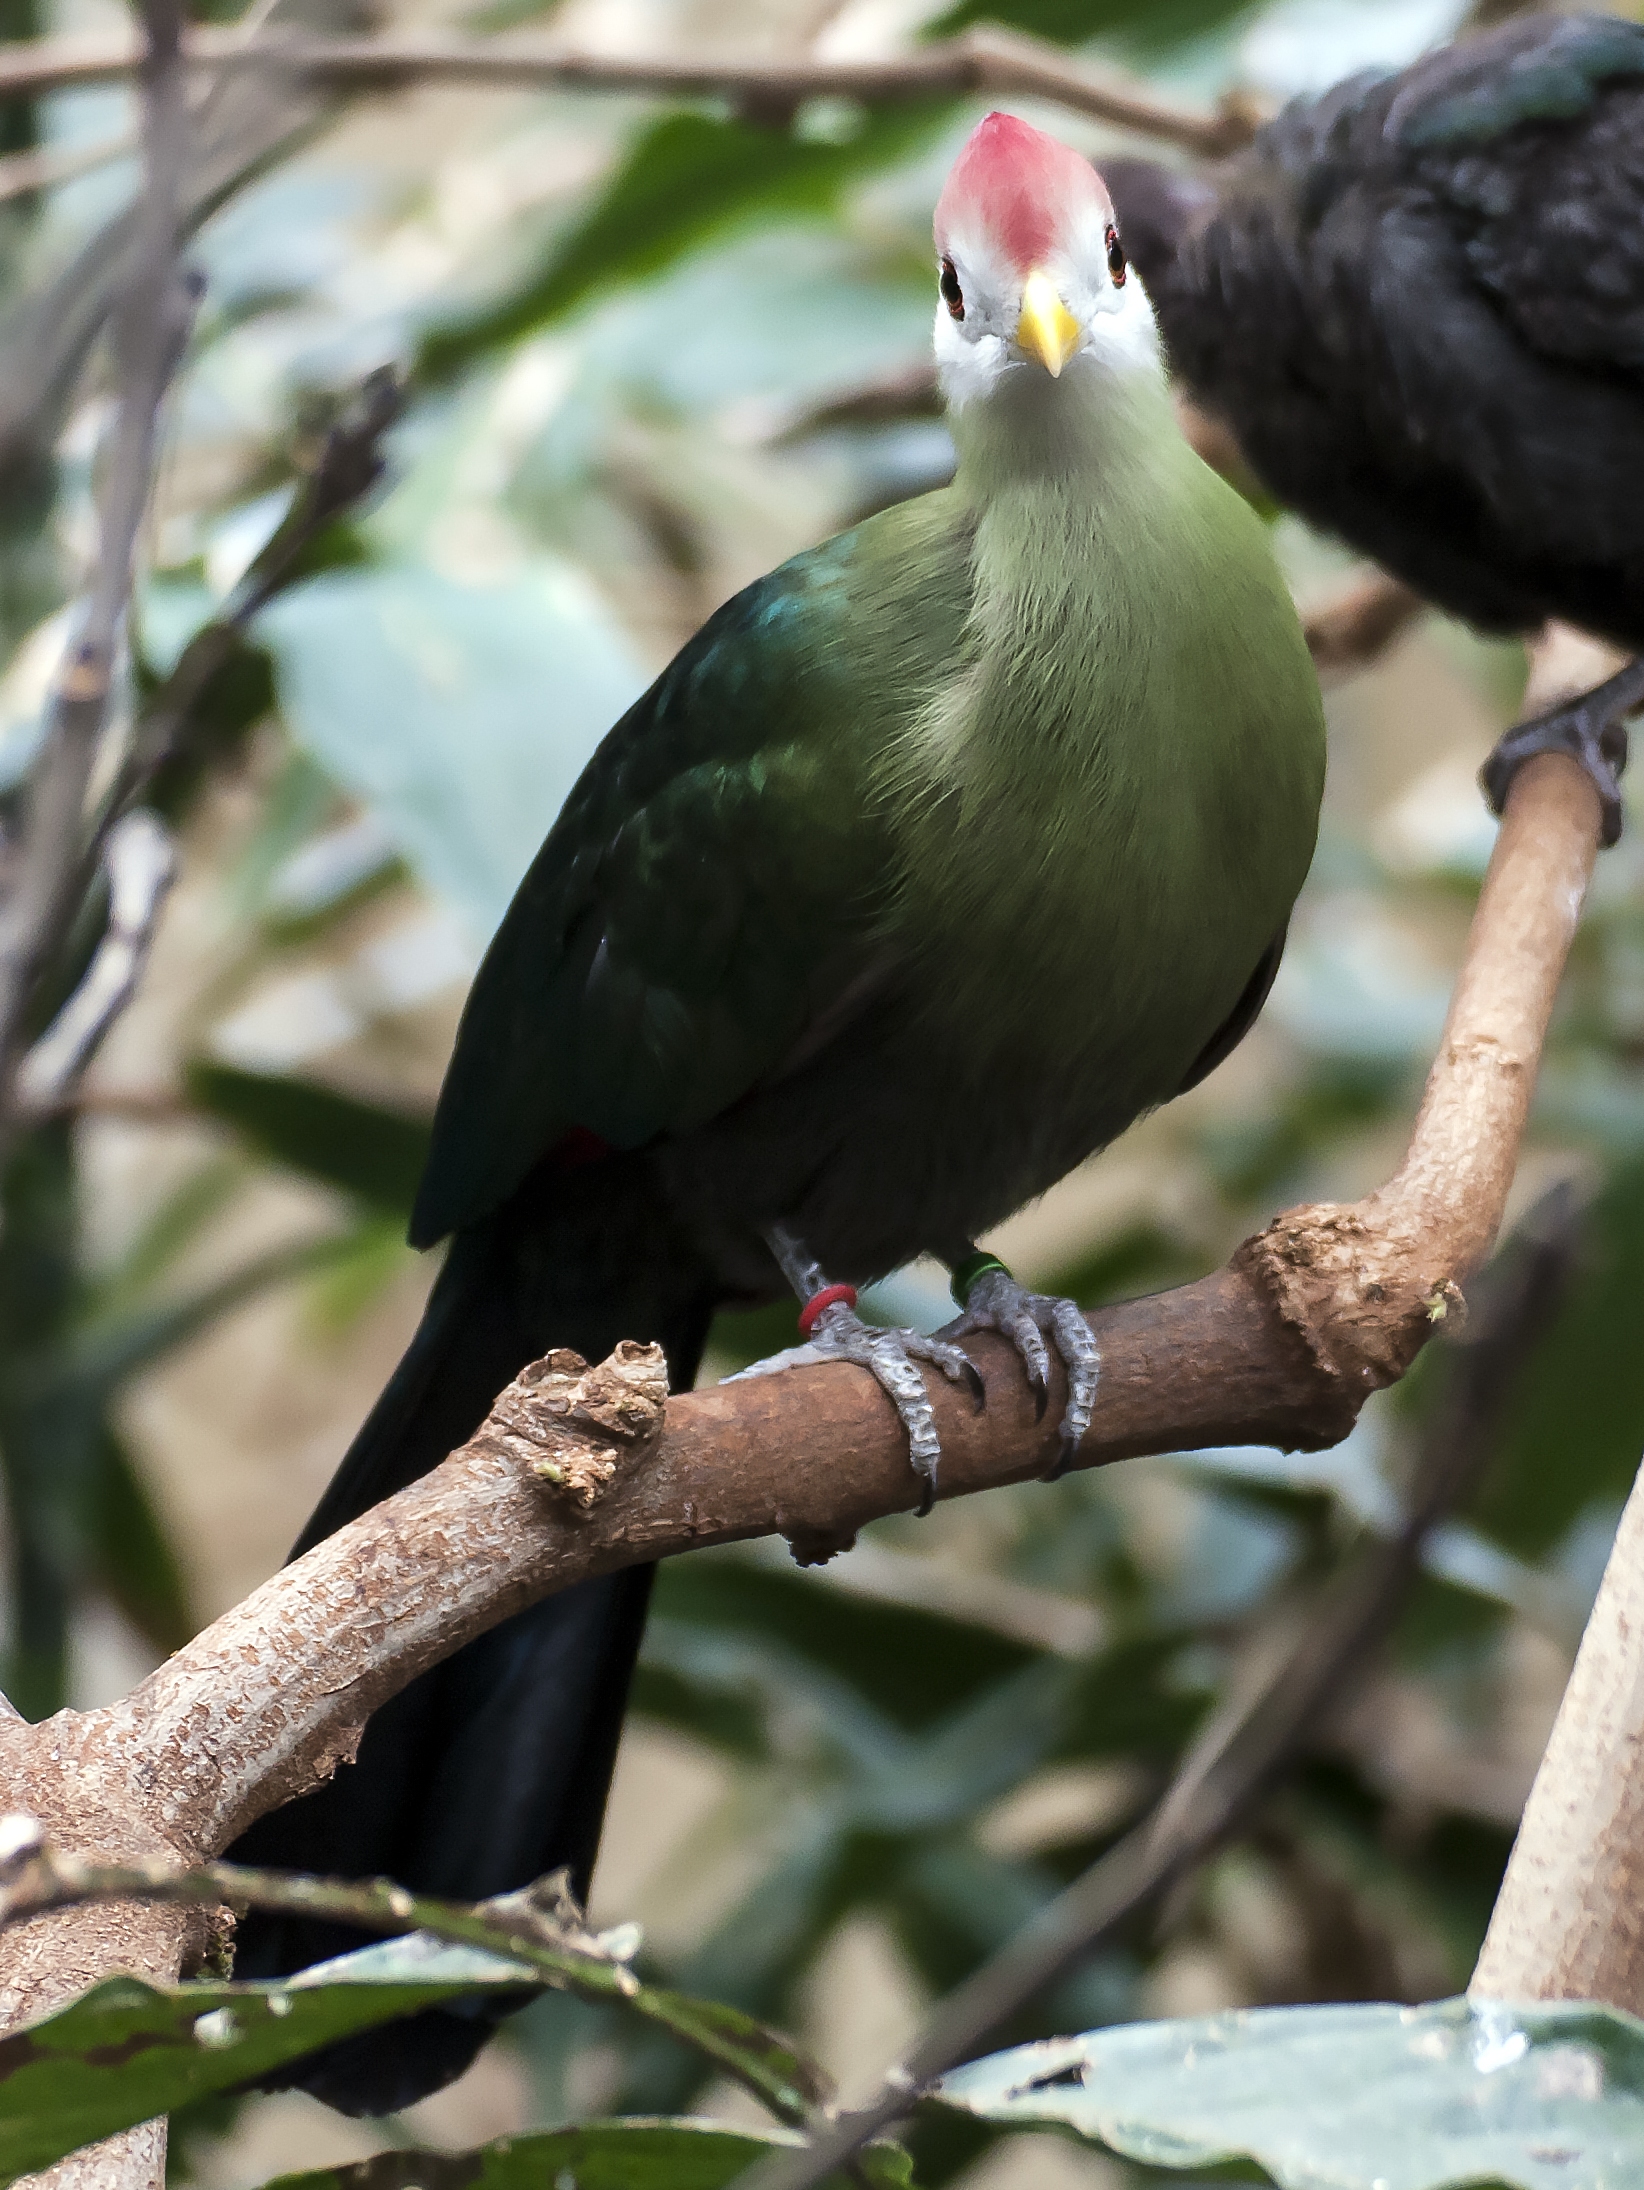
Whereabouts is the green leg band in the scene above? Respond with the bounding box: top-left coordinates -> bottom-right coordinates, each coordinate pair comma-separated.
950,1249 -> 1011,1311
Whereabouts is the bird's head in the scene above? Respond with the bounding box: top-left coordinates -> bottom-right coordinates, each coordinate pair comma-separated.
932,112 -> 1159,416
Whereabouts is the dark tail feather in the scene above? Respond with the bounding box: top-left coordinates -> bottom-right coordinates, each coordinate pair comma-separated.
229,1149 -> 716,2115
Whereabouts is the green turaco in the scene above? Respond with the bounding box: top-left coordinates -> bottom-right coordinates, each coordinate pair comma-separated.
230,111 -> 1327,2112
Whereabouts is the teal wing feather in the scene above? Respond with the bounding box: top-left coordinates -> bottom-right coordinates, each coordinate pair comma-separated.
409,501 -> 968,1248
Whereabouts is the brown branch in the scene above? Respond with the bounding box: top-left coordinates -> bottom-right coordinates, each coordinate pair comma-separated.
731,1179 -> 1584,2190
0,638 -> 1602,2170
0,24 -> 1258,155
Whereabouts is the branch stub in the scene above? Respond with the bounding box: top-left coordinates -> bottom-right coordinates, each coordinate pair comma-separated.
470,1339 -> 668,1510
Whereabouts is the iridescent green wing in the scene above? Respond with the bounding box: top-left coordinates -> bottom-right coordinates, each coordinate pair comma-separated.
410,499 -> 969,1246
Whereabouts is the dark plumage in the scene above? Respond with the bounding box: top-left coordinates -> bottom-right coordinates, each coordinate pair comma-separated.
1106,11 -> 1644,834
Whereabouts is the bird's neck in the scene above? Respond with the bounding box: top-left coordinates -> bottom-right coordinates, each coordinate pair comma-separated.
947,350 -> 1176,507
942,355 -> 1190,715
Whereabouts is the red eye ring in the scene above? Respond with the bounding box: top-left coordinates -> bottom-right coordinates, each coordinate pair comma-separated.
939,255 -> 964,320
1106,224 -> 1127,286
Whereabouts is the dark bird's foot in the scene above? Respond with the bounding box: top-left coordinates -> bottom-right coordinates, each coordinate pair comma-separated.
1480,653 -> 1644,849
731,1228 -> 984,1514
939,1253 -> 1099,1481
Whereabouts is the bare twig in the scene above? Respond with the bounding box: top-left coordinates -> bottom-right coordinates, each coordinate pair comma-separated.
0,134 -> 135,207
0,24 -> 1259,156
0,0 -> 193,1139
1303,571 -> 1426,675
14,812 -> 174,1111
4,369 -> 403,1109
730,1184 -> 1584,2190
104,365 -> 403,821
0,1829 -> 825,2125
0,0 -> 360,500
27,1086 -> 191,1124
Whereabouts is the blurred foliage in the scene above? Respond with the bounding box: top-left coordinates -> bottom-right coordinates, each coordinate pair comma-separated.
0,0 -> 1638,2183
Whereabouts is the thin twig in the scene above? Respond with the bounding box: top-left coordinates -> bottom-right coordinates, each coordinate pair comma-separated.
14,811 -> 174,1111
0,1828 -> 825,2128
0,24 -> 1259,156
105,365 -> 403,824
0,0 -> 193,1139
732,1186 -> 1584,2190
0,133 -> 135,207
19,369 -> 403,1043
27,1086 -> 191,1124
1305,571 -> 1426,676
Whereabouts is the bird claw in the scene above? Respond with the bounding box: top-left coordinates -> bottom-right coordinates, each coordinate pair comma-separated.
940,1269 -> 1099,1481
729,1304 -> 980,1515
1481,655 -> 1644,850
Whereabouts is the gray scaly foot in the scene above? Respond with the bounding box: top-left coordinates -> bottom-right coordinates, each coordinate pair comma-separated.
1480,652 -> 1644,850
728,1227 -> 983,1516
939,1251 -> 1099,1481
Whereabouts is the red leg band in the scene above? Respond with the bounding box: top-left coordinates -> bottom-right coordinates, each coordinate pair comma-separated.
799,1282 -> 857,1336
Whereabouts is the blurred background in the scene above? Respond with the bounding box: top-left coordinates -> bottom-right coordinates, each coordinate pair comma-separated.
3,0 -> 1644,2179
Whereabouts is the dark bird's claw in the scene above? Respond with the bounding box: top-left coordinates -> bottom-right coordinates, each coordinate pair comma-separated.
1481,653 -> 1644,850
1045,1431 -> 1080,1484
940,1269 -> 1099,1477
961,1356 -> 987,1413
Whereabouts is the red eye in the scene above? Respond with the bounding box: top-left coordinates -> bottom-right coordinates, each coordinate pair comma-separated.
939,255 -> 964,320
1106,224 -> 1127,286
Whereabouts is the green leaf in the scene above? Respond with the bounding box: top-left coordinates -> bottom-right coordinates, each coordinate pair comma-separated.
186,1062 -> 430,1215
633,1992 -> 831,2124
62,1234 -> 358,1398
933,1994 -> 1644,2190
0,1957 -> 544,2186
87,1425 -> 193,1654
927,0 -> 1255,54
256,560 -> 646,938
260,2120 -> 915,2189
1472,1148 -> 1644,1558
417,104 -> 946,379
652,1553 -> 1043,1732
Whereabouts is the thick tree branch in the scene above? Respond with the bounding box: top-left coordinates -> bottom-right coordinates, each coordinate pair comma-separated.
0,24 -> 1257,155
0,634 -> 1603,2180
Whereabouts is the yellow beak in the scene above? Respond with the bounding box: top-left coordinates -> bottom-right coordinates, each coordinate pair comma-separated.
1015,269 -> 1081,377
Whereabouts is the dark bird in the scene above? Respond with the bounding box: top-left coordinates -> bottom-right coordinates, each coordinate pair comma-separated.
1104,10 -> 1644,844
229,112 -> 1324,2113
